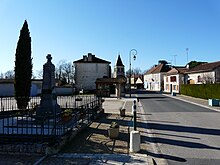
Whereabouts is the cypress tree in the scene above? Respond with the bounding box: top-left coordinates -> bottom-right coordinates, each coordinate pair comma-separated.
14,20 -> 32,109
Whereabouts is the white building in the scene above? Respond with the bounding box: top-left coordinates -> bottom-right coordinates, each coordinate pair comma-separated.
144,63 -> 171,91
73,53 -> 111,91
185,61 -> 220,84
163,67 -> 188,93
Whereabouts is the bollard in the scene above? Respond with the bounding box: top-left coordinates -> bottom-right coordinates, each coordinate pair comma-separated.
133,100 -> 137,130
129,130 -> 140,152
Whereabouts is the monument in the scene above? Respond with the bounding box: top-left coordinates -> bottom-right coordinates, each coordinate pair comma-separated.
36,54 -> 61,117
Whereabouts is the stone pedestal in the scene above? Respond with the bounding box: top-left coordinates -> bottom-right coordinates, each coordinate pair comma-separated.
36,54 -> 60,117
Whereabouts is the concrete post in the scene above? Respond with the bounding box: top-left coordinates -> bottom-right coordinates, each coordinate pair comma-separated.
129,130 -> 140,152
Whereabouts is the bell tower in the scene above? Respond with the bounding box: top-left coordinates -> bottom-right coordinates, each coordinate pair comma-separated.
113,54 -> 126,98
113,54 -> 125,78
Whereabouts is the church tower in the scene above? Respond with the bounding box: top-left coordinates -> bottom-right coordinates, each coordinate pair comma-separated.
113,54 -> 126,98
113,54 -> 125,78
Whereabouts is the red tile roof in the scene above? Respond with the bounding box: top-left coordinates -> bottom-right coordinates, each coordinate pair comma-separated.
144,64 -> 171,74
167,67 -> 189,75
186,61 -> 220,73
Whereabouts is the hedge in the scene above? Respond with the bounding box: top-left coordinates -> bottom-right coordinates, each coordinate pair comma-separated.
180,84 -> 220,100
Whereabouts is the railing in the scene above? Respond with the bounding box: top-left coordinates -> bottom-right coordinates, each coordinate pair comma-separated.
0,95 -> 102,144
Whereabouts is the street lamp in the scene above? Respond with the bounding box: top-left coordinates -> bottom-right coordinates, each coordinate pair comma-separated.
129,49 -> 137,98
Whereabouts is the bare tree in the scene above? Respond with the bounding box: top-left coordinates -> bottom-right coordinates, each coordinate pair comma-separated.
202,73 -> 214,84
5,70 -> 15,79
35,69 -> 43,79
56,60 -> 74,84
126,67 -> 143,78
0,73 -> 3,79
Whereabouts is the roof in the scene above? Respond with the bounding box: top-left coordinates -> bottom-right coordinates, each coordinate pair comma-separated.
167,67 -> 189,75
74,53 -> 110,64
116,55 -> 124,66
145,65 -> 157,74
186,61 -> 220,73
145,64 -> 171,74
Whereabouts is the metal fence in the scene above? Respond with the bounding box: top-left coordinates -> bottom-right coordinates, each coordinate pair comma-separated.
0,95 -> 103,144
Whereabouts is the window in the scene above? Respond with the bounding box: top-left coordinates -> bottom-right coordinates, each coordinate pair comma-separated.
198,75 -> 202,82
170,76 -> 176,82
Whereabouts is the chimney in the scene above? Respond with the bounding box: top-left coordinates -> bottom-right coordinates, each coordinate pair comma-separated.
88,53 -> 93,61
83,55 -> 87,61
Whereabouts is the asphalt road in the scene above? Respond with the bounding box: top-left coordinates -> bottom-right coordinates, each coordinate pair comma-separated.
139,93 -> 220,165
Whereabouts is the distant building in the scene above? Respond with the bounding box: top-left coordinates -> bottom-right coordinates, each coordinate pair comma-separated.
73,53 -> 111,91
185,61 -> 220,84
144,63 -> 171,91
113,55 -> 125,78
163,67 -> 189,93
113,55 -> 126,97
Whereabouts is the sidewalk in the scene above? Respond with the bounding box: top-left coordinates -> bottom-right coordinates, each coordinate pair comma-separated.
164,94 -> 220,112
34,97 -> 151,165
1,94 -> 218,164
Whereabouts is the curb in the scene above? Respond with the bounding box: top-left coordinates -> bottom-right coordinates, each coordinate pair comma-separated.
163,94 -> 220,112
137,99 -> 168,165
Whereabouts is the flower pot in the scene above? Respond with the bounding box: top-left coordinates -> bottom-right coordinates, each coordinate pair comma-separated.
62,115 -> 72,122
120,109 -> 126,117
108,127 -> 119,139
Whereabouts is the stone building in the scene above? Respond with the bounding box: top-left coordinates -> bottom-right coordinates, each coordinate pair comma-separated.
113,55 -> 126,97
73,53 -> 111,91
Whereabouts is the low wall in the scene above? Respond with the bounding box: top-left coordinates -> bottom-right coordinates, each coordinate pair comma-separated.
55,87 -> 75,96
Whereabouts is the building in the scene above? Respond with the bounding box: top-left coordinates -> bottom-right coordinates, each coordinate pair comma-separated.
113,55 -> 126,97
73,53 -> 111,91
113,55 -> 125,78
144,63 -> 171,91
185,61 -> 220,84
163,67 -> 189,93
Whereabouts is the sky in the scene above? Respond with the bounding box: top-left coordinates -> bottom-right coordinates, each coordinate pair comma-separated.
1,0 -> 220,75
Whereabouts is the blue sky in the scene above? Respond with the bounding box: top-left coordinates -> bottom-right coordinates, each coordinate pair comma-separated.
1,0 -> 220,74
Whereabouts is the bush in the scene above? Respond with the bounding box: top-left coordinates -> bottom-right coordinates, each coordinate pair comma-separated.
180,84 -> 220,99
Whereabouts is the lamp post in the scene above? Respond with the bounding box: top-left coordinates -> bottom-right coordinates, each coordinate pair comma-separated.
129,49 -> 137,98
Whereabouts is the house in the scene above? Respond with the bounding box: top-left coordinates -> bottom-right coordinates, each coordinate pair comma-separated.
164,67 -> 189,93
185,61 -> 220,84
144,62 -> 171,91
73,53 -> 111,91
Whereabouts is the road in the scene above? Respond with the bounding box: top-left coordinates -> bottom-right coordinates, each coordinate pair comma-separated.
139,93 -> 220,165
